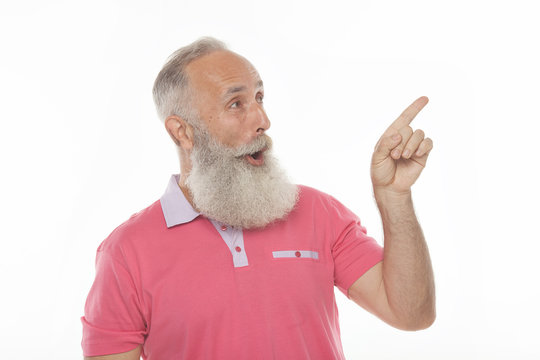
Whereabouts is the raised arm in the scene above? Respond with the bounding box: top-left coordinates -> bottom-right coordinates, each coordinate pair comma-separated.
348,97 -> 436,330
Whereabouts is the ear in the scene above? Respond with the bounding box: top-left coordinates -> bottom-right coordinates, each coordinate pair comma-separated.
165,115 -> 194,151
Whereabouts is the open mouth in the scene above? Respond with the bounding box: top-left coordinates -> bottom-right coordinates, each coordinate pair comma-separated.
244,148 -> 266,166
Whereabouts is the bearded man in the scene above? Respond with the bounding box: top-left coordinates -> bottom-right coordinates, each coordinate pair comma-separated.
81,37 -> 435,360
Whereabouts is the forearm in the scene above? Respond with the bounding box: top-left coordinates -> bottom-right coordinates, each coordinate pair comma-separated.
375,189 -> 435,330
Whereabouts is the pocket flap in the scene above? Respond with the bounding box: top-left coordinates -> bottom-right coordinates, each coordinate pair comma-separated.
272,250 -> 319,260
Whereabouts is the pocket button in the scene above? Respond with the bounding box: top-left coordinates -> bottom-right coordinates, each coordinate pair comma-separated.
295,251 -> 301,258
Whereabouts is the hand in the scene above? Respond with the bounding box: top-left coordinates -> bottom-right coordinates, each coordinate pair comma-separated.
371,96 -> 433,197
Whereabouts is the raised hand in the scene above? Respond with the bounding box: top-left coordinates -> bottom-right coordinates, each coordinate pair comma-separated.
371,96 -> 433,196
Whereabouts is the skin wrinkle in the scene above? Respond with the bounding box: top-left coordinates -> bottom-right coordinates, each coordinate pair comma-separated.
184,51 -> 267,148
223,80 -> 264,98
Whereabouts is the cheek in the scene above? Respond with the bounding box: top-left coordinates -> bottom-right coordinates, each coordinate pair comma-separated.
205,123 -> 237,147
211,115 -> 249,146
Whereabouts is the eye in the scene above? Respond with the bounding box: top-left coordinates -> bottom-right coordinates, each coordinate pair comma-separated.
230,101 -> 240,109
256,93 -> 264,103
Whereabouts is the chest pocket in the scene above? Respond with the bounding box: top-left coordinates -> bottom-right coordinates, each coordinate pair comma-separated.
272,250 -> 319,260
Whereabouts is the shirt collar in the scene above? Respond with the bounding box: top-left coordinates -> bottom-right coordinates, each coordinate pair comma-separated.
160,174 -> 200,228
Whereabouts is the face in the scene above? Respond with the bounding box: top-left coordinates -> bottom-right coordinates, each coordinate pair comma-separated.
185,50 -> 271,163
179,50 -> 298,229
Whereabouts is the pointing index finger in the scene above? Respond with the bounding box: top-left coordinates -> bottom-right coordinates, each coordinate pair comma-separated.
387,96 -> 429,131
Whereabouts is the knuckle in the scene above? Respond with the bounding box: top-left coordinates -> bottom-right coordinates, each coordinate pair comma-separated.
377,137 -> 390,151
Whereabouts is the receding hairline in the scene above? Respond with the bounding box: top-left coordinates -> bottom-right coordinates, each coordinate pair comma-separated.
183,49 -> 258,78
183,50 -> 263,97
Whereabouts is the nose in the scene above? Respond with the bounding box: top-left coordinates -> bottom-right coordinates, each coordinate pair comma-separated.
248,102 -> 271,135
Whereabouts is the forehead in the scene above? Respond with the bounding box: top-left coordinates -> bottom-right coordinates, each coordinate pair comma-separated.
186,50 -> 261,95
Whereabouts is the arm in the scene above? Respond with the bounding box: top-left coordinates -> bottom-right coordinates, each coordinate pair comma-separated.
81,245 -> 147,358
84,345 -> 142,360
349,97 -> 435,330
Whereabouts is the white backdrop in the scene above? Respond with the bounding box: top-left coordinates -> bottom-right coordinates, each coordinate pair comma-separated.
1,0 -> 539,358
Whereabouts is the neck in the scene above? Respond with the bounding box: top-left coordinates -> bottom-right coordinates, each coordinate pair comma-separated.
178,174 -> 198,211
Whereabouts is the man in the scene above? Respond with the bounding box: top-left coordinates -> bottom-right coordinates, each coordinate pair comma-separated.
81,37 -> 435,359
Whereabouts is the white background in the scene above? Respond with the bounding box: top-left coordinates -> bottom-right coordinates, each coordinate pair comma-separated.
1,0 -> 539,358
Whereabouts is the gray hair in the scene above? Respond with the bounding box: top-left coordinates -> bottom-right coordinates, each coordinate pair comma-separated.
152,37 -> 227,124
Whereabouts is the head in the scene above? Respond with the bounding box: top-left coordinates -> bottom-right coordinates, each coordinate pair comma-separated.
153,37 -> 298,229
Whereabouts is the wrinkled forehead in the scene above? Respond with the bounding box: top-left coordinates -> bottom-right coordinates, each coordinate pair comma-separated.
185,50 -> 262,95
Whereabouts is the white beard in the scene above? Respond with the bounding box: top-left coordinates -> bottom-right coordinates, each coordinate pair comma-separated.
185,125 -> 298,229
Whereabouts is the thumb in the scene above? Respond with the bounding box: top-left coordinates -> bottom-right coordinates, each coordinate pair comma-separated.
372,132 -> 401,164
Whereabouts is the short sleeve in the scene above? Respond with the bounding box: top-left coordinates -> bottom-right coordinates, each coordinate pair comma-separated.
81,242 -> 147,357
331,201 -> 384,298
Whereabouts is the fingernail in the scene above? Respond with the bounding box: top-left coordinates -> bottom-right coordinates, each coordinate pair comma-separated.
416,149 -> 422,156
392,134 -> 401,141
392,149 -> 400,158
403,149 -> 410,158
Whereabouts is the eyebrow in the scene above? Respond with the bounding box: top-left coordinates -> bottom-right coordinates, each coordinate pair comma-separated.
224,80 -> 264,97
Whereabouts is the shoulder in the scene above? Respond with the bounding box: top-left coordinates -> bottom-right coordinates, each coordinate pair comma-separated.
97,199 -> 164,255
295,184 -> 359,221
297,184 -> 352,211
297,184 -> 333,204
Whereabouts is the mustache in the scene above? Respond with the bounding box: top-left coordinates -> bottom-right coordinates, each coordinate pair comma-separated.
231,134 -> 273,157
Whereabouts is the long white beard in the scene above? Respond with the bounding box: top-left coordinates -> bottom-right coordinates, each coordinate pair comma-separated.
185,126 -> 298,229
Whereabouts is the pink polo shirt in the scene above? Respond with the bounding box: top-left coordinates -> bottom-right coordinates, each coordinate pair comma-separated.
81,175 -> 383,359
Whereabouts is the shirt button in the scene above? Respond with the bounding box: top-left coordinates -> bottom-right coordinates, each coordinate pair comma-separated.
295,251 -> 301,257
221,225 -> 227,231
235,246 -> 242,252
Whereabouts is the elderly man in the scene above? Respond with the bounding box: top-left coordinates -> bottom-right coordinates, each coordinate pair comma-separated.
81,37 -> 435,359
